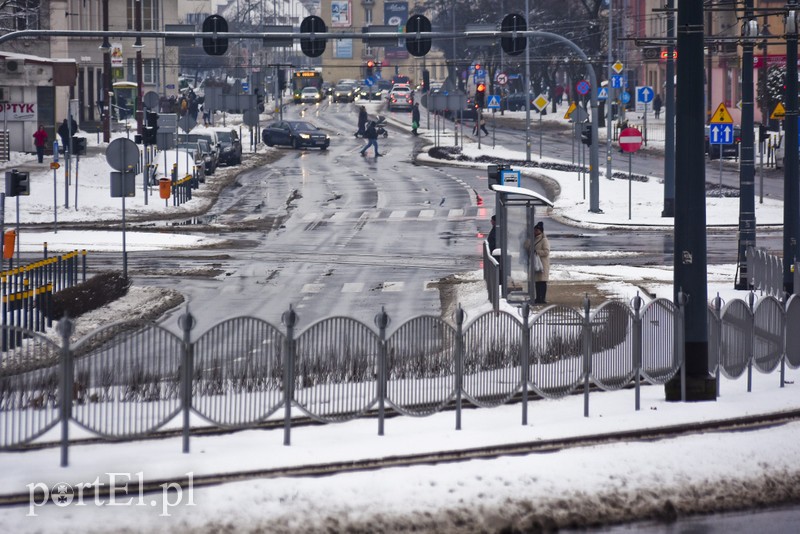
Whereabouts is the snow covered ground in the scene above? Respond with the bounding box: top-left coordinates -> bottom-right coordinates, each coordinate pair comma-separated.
1,105 -> 798,532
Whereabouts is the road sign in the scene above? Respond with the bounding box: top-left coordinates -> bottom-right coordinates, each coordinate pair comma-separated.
243,109 -> 259,127
242,82 -> 249,93
487,95 -> 501,109
475,69 -> 486,79
771,102 -> 786,120
597,87 -> 609,101
710,102 -> 733,124
620,92 -> 631,104
636,86 -> 654,104
106,138 -> 139,172
612,61 -> 624,74
500,169 -> 520,187
532,95 -> 549,112
576,80 -> 590,96
564,102 -> 577,120
495,73 -> 508,85
143,91 -> 160,109
708,123 -> 734,145
619,127 -> 643,153
611,75 -> 624,89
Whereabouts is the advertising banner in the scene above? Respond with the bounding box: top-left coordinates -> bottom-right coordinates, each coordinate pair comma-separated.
331,0 -> 351,28
384,2 -> 408,60
334,39 -> 353,59
111,43 -> 124,67
0,102 -> 37,121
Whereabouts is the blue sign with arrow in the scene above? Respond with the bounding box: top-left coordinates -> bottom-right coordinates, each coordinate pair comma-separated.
709,123 -> 734,145
636,86 -> 654,104
611,75 -> 624,89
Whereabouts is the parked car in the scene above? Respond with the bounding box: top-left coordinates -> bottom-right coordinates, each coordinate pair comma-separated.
197,138 -> 218,175
215,128 -> 242,165
503,92 -> 536,111
175,142 -> 206,183
262,120 -> 330,150
387,87 -> 414,111
300,86 -> 322,104
332,83 -> 357,103
705,125 -> 742,160
184,129 -> 220,165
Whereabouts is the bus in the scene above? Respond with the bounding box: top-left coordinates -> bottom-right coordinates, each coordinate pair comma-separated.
291,70 -> 323,103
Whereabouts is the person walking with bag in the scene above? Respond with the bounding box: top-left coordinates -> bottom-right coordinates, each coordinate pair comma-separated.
359,119 -> 381,157
411,103 -> 421,136
32,125 -> 48,163
532,221 -> 550,304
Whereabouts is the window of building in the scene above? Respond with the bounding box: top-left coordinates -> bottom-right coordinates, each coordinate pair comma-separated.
364,8 -> 372,25
127,0 -> 160,31
126,58 -> 158,85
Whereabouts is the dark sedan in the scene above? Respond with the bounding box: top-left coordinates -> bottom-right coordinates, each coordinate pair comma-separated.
262,120 -> 330,150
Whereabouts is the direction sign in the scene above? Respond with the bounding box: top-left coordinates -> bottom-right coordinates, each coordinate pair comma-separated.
612,61 -> 624,74
710,102 -> 733,124
487,95 -> 501,109
495,73 -> 508,85
708,123 -> 734,145
611,75 -> 624,89
576,80 -> 590,96
636,86 -> 654,104
597,87 -> 609,101
619,127 -> 643,153
242,81 -> 249,93
620,91 -> 631,104
564,101 -> 577,120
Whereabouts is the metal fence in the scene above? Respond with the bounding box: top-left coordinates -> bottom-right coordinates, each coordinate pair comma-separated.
2,293 -> 799,467
746,246 -> 785,298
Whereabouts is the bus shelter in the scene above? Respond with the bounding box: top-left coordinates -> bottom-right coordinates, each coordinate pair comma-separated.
491,184 -> 554,304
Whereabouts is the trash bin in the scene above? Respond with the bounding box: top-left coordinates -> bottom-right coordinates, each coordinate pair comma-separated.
3,230 -> 15,259
159,178 -> 171,200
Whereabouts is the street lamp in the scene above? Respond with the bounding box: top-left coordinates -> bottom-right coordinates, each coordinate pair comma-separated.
100,0 -> 111,143
134,0 -> 144,136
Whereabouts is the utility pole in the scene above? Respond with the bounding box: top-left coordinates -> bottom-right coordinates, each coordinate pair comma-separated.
524,0 -> 531,162
736,1 -> 757,290
135,0 -> 144,136
101,0 -> 111,143
784,3 -> 799,295
668,0 -> 714,401
605,0 -> 613,183
662,0 -> 675,217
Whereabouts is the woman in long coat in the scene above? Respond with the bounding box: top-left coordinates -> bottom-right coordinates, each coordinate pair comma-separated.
532,221 -> 551,304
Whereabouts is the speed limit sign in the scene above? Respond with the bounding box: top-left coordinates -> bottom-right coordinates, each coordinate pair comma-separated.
495,72 -> 508,86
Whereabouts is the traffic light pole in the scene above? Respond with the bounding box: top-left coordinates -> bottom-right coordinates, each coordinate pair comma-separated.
785,5 -> 800,296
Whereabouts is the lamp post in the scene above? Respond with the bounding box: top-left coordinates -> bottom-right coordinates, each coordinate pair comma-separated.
784,3 -> 799,295
736,4 -> 758,290
662,0 -> 675,217
134,0 -> 144,136
100,0 -> 111,143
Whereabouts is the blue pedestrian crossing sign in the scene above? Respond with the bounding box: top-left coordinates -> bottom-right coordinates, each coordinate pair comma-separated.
636,86 -> 654,104
597,87 -> 609,101
709,123 -> 734,145
487,95 -> 501,109
620,91 -> 631,104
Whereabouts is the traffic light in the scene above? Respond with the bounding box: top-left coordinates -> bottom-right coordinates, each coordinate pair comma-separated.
366,60 -> 375,78
72,136 -> 87,155
5,170 -> 30,197
422,70 -> 430,93
405,14 -> 432,57
202,15 -> 228,56
581,122 -> 592,145
144,111 -> 158,145
475,83 -> 486,109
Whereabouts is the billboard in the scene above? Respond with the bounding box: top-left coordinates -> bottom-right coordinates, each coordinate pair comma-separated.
331,0 -> 351,28
110,43 -> 124,67
384,2 -> 408,60
334,39 -> 353,59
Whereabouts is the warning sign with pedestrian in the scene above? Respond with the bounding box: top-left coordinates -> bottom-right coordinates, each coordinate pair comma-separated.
487,95 -> 501,109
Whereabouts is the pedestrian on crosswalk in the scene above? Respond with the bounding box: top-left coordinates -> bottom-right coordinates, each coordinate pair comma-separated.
360,120 -> 381,157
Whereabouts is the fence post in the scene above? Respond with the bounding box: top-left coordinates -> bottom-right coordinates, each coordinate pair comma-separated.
747,292 -> 755,393
374,307 -> 389,436
583,295 -> 591,417
676,290 -> 687,402
632,293 -> 643,411
712,293 -> 723,397
455,305 -> 465,430
58,316 -> 74,468
282,306 -> 297,446
179,309 -> 196,454
521,302 -> 530,426
81,250 -> 87,282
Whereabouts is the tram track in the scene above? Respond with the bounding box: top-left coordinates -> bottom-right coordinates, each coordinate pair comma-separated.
3,407 -> 800,507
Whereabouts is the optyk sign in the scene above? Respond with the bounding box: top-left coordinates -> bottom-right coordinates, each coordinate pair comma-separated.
0,102 -> 37,121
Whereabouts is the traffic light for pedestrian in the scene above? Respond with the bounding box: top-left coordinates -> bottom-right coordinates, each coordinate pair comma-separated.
581,123 -> 592,145
422,70 -> 430,93
71,136 -> 87,155
202,15 -> 228,56
144,111 -> 158,145
5,170 -> 30,197
475,83 -> 486,109
300,15 -> 327,58
366,60 -> 375,78
500,14 -> 527,56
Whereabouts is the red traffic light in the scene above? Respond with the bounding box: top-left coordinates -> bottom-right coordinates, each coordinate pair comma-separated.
476,83 -> 486,93
475,64 -> 481,70
367,60 -> 375,68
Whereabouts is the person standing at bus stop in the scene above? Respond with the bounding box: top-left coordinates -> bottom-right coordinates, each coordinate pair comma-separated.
32,125 -> 48,163
531,221 -> 551,304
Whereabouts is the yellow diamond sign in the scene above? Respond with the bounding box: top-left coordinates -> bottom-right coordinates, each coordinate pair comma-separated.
532,95 -> 549,112
612,61 -> 624,74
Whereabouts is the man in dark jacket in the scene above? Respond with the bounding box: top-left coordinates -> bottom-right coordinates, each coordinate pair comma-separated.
411,103 -> 421,136
356,106 -> 368,137
57,119 -> 71,154
359,120 -> 381,157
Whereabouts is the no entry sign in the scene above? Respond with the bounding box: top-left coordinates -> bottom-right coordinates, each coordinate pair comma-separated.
619,127 -> 643,153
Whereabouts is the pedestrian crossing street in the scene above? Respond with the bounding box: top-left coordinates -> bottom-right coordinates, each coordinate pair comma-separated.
299,206 -> 486,224
300,280 -> 438,294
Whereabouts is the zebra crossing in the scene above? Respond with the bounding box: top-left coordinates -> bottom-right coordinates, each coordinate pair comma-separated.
300,280 -> 438,294
299,207 -> 480,224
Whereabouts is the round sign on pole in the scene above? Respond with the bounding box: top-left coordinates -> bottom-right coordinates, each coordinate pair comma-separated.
619,127 -> 643,153
106,138 -> 140,172
143,91 -> 160,110
495,73 -> 508,86
576,80 -> 590,96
